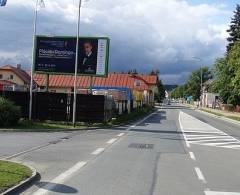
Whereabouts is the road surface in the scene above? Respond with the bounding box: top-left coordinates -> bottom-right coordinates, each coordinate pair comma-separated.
1,104 -> 240,195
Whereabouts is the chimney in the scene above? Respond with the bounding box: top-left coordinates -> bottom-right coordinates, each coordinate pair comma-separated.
16,64 -> 21,69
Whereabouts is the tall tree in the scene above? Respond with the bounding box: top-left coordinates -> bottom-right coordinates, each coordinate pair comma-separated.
155,78 -> 165,103
209,58 -> 232,104
185,67 -> 212,100
227,4 -> 240,52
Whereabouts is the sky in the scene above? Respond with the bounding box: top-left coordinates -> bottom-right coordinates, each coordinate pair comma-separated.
0,0 -> 238,84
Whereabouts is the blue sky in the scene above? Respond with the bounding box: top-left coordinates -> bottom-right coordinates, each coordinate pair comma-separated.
0,0 -> 239,84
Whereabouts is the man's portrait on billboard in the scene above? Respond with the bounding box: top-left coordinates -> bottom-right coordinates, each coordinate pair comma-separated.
78,40 -> 98,74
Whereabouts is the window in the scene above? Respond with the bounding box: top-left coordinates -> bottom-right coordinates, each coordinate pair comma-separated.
0,74 -> 2,79
10,75 -> 13,80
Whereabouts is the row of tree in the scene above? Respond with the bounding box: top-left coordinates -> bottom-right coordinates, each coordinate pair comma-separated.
171,4 -> 240,106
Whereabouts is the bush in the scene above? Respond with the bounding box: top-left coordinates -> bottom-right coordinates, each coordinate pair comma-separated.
0,97 -> 21,127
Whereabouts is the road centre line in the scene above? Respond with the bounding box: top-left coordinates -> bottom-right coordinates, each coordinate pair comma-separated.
189,152 -> 196,161
33,161 -> 87,195
91,148 -> 105,155
107,138 -> 118,144
195,167 -> 206,183
117,133 -> 125,137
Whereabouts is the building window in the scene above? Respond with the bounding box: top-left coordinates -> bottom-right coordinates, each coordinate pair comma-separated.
10,75 -> 14,80
0,74 -> 2,79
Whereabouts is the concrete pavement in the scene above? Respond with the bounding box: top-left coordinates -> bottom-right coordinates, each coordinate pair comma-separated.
1,104 -> 240,195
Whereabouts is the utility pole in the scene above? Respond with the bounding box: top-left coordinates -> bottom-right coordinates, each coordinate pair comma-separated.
72,0 -> 82,126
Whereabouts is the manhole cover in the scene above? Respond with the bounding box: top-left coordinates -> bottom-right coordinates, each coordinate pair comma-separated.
128,143 -> 154,149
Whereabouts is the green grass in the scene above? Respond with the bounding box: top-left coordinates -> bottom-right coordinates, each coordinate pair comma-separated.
201,108 -> 240,122
227,116 -> 240,121
0,106 -> 155,132
0,161 -> 32,193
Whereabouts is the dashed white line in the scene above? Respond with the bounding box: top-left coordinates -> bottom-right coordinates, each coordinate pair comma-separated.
195,167 -> 206,183
107,138 -> 117,144
33,161 -> 87,195
205,191 -> 240,195
189,152 -> 196,161
117,133 -> 125,137
91,148 -> 105,155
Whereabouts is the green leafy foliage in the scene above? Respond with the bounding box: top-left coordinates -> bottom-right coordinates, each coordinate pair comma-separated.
227,4 -> 240,52
0,97 -> 21,127
171,67 -> 211,101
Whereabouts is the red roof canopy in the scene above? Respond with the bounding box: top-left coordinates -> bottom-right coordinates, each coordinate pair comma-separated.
33,73 -> 157,91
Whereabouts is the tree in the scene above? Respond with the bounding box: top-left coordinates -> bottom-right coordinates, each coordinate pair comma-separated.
209,58 -> 232,104
155,78 -> 165,103
227,42 -> 240,105
227,4 -> 240,52
210,43 -> 240,106
185,67 -> 212,100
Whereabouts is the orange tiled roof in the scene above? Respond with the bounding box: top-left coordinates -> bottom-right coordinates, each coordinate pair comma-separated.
33,73 -> 157,91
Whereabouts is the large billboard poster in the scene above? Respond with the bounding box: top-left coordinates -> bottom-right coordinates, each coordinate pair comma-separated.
34,36 -> 110,77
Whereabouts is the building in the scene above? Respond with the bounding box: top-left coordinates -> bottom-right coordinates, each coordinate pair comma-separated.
201,79 -> 219,108
33,73 -> 158,105
0,65 -> 31,91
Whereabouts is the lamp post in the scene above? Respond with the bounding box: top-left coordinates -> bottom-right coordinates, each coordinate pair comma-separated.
192,57 -> 203,107
29,0 -> 40,120
72,0 -> 83,126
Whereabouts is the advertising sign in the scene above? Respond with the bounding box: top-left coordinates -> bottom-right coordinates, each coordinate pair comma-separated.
34,36 -> 110,77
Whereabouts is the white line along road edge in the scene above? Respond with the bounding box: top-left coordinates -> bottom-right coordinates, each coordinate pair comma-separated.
33,161 -> 87,195
179,111 -> 191,148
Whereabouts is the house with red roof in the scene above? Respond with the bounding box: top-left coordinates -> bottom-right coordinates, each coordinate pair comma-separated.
0,64 -> 158,105
0,64 -> 31,91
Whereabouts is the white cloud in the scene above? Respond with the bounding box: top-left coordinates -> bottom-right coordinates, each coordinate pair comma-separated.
0,0 -> 233,84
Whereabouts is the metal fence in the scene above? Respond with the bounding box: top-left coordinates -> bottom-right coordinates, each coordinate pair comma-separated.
0,92 -> 114,122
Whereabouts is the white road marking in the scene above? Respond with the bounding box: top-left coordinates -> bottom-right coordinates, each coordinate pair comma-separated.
183,131 -> 225,134
117,133 -> 125,137
188,138 -> 237,144
187,136 -> 230,140
33,161 -> 87,195
189,152 -> 196,160
126,111 -> 158,131
180,112 -> 240,149
91,148 -> 105,155
195,167 -> 206,183
4,143 -> 50,160
107,138 -> 117,144
222,145 -> 240,149
205,191 -> 240,195
179,111 -> 191,148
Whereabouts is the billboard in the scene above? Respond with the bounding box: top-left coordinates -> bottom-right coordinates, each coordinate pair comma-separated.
34,36 -> 110,77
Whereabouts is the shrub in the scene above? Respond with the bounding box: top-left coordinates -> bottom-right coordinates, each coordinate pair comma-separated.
0,97 -> 21,127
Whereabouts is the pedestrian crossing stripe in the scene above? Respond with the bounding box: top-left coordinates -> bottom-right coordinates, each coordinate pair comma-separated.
179,111 -> 240,150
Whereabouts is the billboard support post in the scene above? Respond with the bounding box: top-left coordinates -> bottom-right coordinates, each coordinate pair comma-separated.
72,0 -> 82,126
29,0 -> 39,120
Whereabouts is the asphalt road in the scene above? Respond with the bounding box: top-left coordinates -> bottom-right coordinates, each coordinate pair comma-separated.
1,104 -> 240,195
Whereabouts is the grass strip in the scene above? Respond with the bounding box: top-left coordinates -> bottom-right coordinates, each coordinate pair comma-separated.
0,160 -> 32,193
